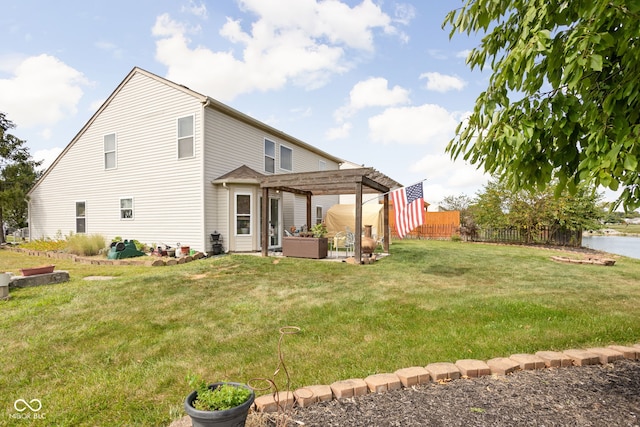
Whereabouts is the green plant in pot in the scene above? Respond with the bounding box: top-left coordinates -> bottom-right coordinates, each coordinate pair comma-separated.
185,375 -> 255,427
310,223 -> 327,238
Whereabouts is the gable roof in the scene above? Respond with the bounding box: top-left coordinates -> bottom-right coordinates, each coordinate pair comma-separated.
212,165 -> 265,184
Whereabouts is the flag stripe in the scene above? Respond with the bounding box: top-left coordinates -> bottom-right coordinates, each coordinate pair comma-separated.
391,183 -> 425,239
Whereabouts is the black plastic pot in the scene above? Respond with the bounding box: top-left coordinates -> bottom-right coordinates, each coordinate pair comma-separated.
184,382 -> 255,427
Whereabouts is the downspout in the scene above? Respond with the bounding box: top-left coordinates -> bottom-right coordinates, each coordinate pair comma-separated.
201,99 -> 210,253
222,182 -> 231,253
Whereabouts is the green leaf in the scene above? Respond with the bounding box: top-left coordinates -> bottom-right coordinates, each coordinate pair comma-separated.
623,154 -> 638,171
589,54 -> 603,72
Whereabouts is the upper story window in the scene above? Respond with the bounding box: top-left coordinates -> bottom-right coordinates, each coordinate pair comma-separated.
178,115 -> 194,159
318,160 -> 326,171
264,139 -> 275,173
104,133 -> 116,169
120,197 -> 134,220
280,145 -> 292,171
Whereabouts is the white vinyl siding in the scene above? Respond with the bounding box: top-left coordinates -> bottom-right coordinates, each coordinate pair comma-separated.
27,70 -> 204,247
104,133 -> 116,169
178,115 -> 194,159
280,144 -> 292,171
29,68 -> 342,253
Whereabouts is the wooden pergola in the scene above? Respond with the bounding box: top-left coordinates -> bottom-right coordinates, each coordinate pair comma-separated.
260,168 -> 401,260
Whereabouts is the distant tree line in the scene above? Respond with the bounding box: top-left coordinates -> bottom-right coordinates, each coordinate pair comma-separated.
439,179 -> 608,244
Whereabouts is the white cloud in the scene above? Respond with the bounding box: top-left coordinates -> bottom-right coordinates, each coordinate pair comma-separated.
456,49 -> 471,60
0,54 -> 90,128
38,128 -> 52,140
325,122 -> 352,140
152,0 -> 402,101
89,98 -> 106,113
368,104 -> 461,145
182,0 -> 208,18
427,49 -> 448,60
420,72 -> 467,93
394,3 -> 416,25
412,155 -> 490,205
290,106 -> 312,118
34,146 -> 63,171
334,77 -> 410,122
95,41 -> 124,59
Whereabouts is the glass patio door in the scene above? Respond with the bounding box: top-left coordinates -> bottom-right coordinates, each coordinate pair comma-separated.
260,196 -> 281,248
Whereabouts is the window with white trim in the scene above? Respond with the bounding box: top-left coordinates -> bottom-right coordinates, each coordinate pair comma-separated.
120,197 -> 134,220
104,133 -> 116,169
177,115 -> 194,159
316,206 -> 323,225
280,145 -> 292,171
264,139 -> 275,173
236,193 -> 251,235
76,201 -> 86,233
318,160 -> 326,171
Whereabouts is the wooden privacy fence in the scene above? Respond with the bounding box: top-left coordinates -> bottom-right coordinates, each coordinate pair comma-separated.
389,208 -> 581,247
393,223 -> 460,240
390,211 -> 460,240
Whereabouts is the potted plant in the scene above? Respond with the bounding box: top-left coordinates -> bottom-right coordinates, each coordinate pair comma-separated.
311,223 -> 327,238
282,223 -> 328,259
184,375 -> 255,427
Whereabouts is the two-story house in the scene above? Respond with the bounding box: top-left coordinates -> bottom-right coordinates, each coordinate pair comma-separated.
27,67 -> 344,254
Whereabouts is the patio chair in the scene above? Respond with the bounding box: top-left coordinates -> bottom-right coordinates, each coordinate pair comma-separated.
332,231 -> 355,258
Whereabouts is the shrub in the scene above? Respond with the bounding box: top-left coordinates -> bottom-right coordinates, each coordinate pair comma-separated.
66,234 -> 107,256
19,238 -> 66,252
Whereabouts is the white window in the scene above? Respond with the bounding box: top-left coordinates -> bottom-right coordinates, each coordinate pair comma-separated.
76,201 -> 86,233
264,139 -> 275,173
104,133 -> 116,169
280,145 -> 292,171
316,206 -> 323,225
318,160 -> 326,171
236,193 -> 251,235
120,197 -> 134,220
178,115 -> 194,159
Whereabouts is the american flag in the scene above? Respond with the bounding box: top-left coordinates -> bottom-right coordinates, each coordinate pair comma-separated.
391,182 -> 425,239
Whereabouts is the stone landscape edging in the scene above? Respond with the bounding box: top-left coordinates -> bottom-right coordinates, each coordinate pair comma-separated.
252,344 -> 640,413
3,245 -> 206,266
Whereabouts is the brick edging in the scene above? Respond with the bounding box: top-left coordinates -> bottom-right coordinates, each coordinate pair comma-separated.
253,344 -> 640,412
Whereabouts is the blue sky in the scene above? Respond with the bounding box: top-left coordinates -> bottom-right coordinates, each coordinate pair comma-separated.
1,0 -> 493,206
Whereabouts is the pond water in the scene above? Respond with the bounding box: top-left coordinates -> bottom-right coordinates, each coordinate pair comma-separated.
582,235 -> 640,259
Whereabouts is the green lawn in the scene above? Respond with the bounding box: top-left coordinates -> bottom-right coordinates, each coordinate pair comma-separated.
1,241 -> 640,426
607,223 -> 640,235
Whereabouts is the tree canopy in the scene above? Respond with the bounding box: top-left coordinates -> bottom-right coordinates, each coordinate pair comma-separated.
470,179 -> 604,232
1,113 -> 41,243
444,1 -> 640,211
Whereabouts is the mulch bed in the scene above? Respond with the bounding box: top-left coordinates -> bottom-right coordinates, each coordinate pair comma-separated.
284,359 -> 640,426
